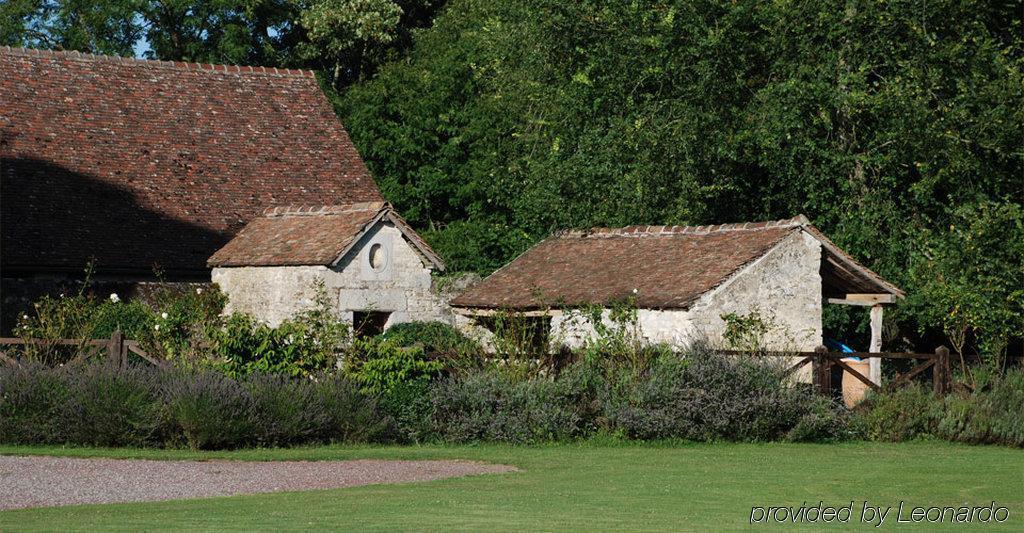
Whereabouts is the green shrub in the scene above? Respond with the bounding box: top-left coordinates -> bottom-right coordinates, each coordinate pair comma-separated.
343,337 -> 445,441
60,363 -> 163,447
13,284 -> 227,365
853,385 -> 939,442
854,367 -> 1024,447
786,397 -> 849,442
209,312 -> 347,378
0,363 -> 69,443
312,374 -> 391,443
245,374 -> 327,447
601,348 -> 838,442
162,370 -> 255,450
0,363 -> 393,449
148,285 -> 227,359
383,321 -> 482,368
935,368 -> 1024,447
428,368 -> 597,443
14,296 -> 155,364
343,337 -> 444,395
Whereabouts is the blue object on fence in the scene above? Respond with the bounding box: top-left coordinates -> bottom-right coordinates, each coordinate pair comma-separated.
825,338 -> 859,359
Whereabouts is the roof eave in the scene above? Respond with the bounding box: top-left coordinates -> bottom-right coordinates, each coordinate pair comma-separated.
799,224 -> 905,299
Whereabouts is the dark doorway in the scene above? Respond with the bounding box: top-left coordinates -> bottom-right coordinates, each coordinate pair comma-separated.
353,311 -> 391,338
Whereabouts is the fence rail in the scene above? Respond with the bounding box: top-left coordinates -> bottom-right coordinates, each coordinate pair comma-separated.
719,345 -> 952,396
0,329 -> 163,368
0,334 -> 955,397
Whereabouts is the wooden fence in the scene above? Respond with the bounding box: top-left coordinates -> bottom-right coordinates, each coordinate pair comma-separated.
720,345 -> 952,396
0,329 -> 164,368
0,333 -> 954,397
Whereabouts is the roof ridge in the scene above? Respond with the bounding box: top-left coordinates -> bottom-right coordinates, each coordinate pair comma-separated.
559,215 -> 810,238
262,202 -> 387,217
0,45 -> 314,79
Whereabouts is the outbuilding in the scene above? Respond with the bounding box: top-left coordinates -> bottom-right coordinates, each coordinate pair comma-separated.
208,202 -> 450,334
451,215 -> 904,383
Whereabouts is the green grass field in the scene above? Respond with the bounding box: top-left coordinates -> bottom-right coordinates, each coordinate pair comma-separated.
1,441 -> 1021,531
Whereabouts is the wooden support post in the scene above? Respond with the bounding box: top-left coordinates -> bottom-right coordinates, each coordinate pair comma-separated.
868,305 -> 883,385
108,329 -> 124,367
813,345 -> 831,395
934,346 -> 950,396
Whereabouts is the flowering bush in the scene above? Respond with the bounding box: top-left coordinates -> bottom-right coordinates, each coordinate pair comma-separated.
147,285 -> 227,359
14,295 -> 155,364
14,284 -> 225,364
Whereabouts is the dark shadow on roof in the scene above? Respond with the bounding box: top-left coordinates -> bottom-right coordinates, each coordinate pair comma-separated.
2,156 -> 226,275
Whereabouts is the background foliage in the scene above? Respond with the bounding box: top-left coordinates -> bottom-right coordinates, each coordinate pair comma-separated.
2,0 -> 1021,356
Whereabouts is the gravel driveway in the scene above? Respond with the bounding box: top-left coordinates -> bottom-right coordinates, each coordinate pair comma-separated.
0,455 -> 516,510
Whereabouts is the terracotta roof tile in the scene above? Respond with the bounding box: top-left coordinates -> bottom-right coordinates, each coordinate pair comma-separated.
208,202 -> 444,269
451,217 -> 807,310
0,47 -> 382,274
208,203 -> 383,267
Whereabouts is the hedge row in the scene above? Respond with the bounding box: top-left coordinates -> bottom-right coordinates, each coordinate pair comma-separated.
1,349 -> 843,449
4,350 -> 1020,450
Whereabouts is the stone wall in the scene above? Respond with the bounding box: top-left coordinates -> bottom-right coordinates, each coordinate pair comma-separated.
678,229 -> 824,351
212,222 -> 451,327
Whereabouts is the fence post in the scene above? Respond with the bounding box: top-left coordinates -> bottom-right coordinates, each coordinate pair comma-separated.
108,329 -> 124,367
934,346 -> 950,396
813,345 -> 830,396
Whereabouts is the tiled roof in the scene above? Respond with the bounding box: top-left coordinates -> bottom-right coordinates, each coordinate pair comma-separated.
0,46 -> 382,275
451,216 -> 901,310
208,203 -> 444,269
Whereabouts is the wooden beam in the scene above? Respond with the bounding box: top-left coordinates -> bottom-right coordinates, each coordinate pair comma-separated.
869,304 -> 883,384
830,356 -> 882,392
887,359 -> 935,391
826,293 -> 896,306
782,356 -> 814,376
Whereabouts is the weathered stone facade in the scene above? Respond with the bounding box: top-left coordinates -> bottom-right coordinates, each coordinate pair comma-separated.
212,222 -> 450,327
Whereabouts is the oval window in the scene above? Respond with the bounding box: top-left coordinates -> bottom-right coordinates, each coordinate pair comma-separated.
368,243 -> 387,271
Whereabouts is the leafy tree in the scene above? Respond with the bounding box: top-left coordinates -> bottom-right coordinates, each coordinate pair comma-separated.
1,0 -> 443,88
140,0 -> 298,66
907,201 -> 1024,367
1,0 -> 144,55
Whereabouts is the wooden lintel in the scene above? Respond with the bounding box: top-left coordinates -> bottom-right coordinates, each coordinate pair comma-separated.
826,293 -> 896,306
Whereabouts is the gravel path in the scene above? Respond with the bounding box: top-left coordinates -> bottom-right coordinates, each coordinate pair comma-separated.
0,455 -> 516,510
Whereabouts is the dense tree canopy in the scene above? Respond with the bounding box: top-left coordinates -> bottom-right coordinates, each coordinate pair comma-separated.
2,0 -> 1021,357
0,0 -> 441,85
338,0 -> 1023,356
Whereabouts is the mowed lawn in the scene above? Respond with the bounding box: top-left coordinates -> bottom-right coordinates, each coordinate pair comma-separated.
0,441 -> 1021,532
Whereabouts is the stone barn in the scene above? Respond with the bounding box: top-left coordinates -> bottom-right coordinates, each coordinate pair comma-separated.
451,216 -> 904,383
208,202 -> 450,334
0,46 -> 382,331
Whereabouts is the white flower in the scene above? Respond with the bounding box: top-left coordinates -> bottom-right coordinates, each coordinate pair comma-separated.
161,312 -> 168,319
22,314 -> 29,320
632,288 -> 638,294
59,293 -> 65,298
109,293 -> 120,303
196,288 -> 203,294
154,324 -> 160,331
